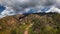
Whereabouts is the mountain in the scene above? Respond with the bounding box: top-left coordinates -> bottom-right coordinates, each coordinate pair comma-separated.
0,13 -> 60,34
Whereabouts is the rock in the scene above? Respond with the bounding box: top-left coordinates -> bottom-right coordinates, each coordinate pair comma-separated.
0,27 -> 2,30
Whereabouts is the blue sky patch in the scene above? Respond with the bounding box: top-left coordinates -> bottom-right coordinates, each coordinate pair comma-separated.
0,6 -> 6,13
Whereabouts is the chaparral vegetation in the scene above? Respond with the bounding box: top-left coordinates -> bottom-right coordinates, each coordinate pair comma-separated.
0,13 -> 60,34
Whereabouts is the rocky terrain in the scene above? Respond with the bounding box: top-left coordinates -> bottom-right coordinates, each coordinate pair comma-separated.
0,13 -> 60,34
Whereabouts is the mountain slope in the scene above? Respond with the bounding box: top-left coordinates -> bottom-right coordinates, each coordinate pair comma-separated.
0,13 -> 60,34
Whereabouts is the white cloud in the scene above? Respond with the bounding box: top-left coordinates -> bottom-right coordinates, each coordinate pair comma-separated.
0,0 -> 60,18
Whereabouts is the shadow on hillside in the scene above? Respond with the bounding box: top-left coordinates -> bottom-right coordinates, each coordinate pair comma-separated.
18,12 -> 58,20
19,14 -> 29,19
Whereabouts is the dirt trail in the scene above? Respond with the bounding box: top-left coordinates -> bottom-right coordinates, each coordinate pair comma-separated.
24,23 -> 33,34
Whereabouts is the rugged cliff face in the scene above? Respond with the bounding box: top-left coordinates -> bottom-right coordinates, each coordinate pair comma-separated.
0,13 -> 60,34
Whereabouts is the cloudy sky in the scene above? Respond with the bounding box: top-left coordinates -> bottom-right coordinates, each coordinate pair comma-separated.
0,0 -> 60,18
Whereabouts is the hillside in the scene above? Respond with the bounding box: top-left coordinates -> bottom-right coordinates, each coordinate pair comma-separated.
0,13 -> 60,34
